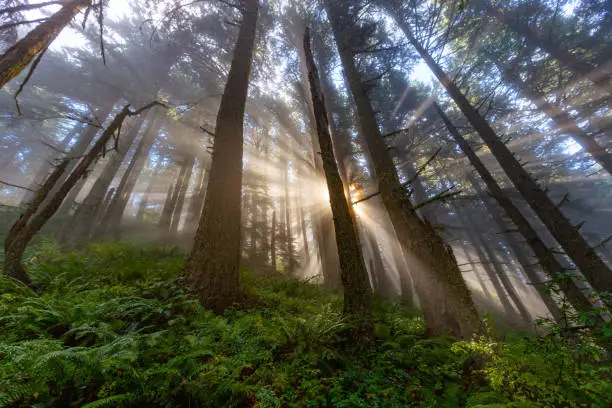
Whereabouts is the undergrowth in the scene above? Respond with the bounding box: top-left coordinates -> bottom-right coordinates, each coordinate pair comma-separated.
0,241 -> 611,407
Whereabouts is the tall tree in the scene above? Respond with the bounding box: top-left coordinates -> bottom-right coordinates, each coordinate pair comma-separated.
304,27 -> 372,336
432,102 -> 597,317
185,0 -> 260,313
387,10 -> 612,297
0,0 -> 90,88
325,0 -> 479,338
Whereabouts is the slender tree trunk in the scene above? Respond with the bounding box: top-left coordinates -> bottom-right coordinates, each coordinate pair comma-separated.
159,160 -> 187,233
185,0 -> 259,313
4,104 -> 154,281
249,192 -> 258,261
434,102 -> 598,315
283,161 -> 296,274
0,0 -> 89,88
469,175 -> 563,322
397,21 -> 612,296
170,156 -> 194,235
136,161 -> 162,222
97,112 -> 162,236
326,0 -> 478,338
298,192 -> 309,257
271,209 -> 277,272
501,66 -> 612,175
186,162 -> 207,227
69,115 -> 146,242
304,27 -> 373,335
55,103 -> 114,217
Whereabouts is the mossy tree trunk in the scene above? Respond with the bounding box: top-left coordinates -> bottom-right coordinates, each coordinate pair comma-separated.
304,27 -> 373,337
0,0 -> 89,88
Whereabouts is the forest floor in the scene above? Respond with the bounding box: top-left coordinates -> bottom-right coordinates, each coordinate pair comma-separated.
0,238 -> 611,407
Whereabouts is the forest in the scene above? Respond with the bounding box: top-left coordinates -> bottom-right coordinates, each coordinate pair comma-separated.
0,0 -> 612,406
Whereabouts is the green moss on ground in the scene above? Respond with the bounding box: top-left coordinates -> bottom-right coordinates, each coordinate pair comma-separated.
0,241 -> 610,407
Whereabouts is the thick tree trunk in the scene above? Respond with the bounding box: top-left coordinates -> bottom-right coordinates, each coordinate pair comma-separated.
433,102 -> 598,315
185,0 -> 259,313
501,66 -> 612,175
398,22 -> 612,296
327,0 -> 478,338
304,27 -> 373,334
0,0 -> 89,88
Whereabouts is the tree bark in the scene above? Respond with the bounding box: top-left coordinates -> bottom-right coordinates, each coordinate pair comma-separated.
327,0 -> 479,338
0,0 -> 89,88
185,0 -> 259,313
396,21 -> 612,296
433,102 -> 598,316
304,27 -> 373,335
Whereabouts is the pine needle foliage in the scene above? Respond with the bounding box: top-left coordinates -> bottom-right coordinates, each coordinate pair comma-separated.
0,241 -> 610,407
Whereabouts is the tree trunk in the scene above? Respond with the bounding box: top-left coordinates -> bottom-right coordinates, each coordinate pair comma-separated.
136,161 -> 162,222
97,111 -> 162,236
327,0 -> 478,338
186,162 -> 207,227
271,209 -> 277,272
69,114 -> 146,242
501,66 -> 612,175
4,104 -> 154,281
304,27 -> 373,335
397,22 -> 612,296
185,0 -> 259,313
55,103 -> 115,217
169,156 -> 194,235
0,0 -> 89,88
159,160 -> 187,233
433,102 -> 599,315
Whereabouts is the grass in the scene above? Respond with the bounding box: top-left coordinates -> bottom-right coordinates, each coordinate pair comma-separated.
0,239 -> 610,407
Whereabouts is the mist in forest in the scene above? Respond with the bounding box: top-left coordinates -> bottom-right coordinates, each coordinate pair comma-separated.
2,0 -> 612,357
